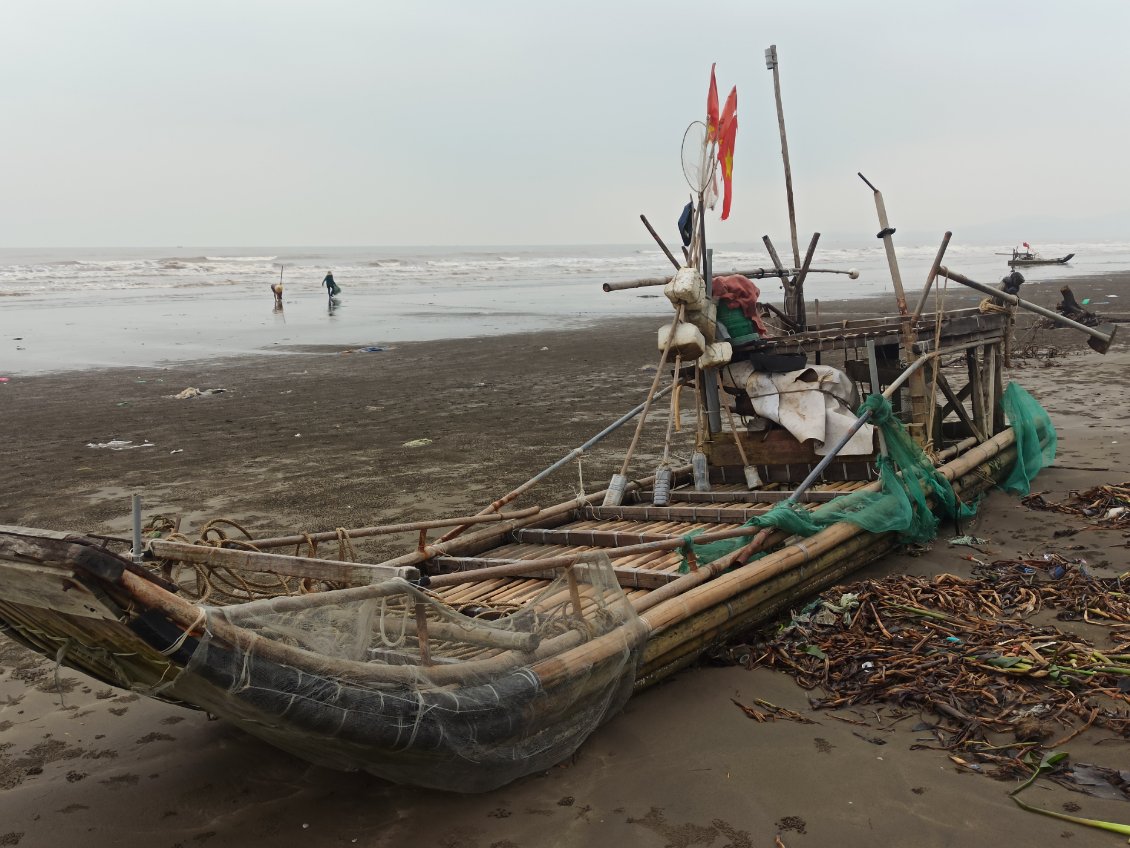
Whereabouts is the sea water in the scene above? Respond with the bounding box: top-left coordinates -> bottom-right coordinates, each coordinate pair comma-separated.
1,241 -> 1127,374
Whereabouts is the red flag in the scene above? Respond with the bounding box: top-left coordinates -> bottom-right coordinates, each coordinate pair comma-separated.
717,87 -> 738,219
706,64 -> 719,141
1023,242 -> 1030,248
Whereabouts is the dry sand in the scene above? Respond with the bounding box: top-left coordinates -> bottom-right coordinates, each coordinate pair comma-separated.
1,274 -> 1128,847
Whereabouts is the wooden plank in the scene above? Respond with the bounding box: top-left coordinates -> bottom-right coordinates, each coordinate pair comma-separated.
512,528 -> 678,547
637,489 -> 845,504
148,540 -> 420,584
703,453 -> 879,483
706,429 -> 877,467
0,559 -> 120,619
0,525 -> 77,541
584,505 -> 766,523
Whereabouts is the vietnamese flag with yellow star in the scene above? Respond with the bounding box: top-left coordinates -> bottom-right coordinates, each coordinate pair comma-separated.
717,85 -> 738,219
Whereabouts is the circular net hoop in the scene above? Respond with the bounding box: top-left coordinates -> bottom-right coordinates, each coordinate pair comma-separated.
681,121 -> 715,193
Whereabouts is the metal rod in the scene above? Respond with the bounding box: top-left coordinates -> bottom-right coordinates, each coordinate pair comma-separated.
436,383 -> 675,543
911,231 -> 953,322
766,45 -> 801,269
131,494 -> 143,564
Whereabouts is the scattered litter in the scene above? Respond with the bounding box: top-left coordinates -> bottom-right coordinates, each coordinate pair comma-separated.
1022,481 -> 1130,528
0,377 -> 9,383
947,534 -> 989,547
294,433 -> 301,438
87,440 -> 155,450
403,438 -> 432,448
116,402 -> 130,407
540,347 -> 550,351
170,449 -> 184,454
355,346 -> 386,353
170,387 -> 228,399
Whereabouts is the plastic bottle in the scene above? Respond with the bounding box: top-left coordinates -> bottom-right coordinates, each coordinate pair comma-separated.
602,473 -> 628,506
692,451 -> 711,492
652,466 -> 673,506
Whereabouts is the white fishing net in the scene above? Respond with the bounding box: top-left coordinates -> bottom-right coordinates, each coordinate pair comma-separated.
142,553 -> 646,792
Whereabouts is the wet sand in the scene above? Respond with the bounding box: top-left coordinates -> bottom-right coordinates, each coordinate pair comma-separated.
1,274 -> 1128,847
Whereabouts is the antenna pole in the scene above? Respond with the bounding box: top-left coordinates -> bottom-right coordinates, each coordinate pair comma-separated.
765,45 -> 801,270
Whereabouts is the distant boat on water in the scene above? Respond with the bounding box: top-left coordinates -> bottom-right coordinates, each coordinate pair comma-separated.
996,243 -> 1075,267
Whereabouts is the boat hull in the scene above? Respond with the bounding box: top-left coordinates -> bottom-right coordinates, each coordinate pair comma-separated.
0,432 -> 1019,791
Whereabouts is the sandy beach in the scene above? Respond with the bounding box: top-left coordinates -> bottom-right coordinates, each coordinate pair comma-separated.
2,272 -> 1129,847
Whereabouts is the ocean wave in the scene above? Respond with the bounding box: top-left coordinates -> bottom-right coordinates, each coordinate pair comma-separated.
204,255 -> 277,262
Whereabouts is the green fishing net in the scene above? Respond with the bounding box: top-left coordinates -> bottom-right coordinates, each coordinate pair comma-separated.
685,384 -> 1054,570
999,381 -> 1057,495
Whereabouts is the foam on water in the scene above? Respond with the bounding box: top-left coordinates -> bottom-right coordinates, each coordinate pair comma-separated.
2,241 -> 1128,375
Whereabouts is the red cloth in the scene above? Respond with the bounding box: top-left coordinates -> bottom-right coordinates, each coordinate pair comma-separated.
706,64 -> 719,142
717,87 -> 738,219
712,274 -> 769,336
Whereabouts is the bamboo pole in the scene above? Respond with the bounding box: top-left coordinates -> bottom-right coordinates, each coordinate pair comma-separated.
531,428 -> 1019,688
602,266 -> 858,293
765,45 -> 801,270
911,231 -> 952,322
858,172 -> 929,439
244,507 -> 541,550
640,214 -> 681,270
147,539 -> 421,584
790,232 -> 820,330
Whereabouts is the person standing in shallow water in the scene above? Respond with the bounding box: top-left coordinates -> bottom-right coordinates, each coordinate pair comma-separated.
323,271 -> 340,301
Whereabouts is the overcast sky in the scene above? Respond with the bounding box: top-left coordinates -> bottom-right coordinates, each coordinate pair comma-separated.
2,1 -> 1128,247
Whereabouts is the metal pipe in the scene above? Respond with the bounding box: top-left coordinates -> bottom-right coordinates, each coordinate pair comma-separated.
786,350 -> 934,504
937,266 -> 1117,353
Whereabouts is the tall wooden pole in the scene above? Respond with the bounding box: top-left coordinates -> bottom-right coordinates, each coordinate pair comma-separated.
858,172 -> 928,442
765,45 -> 801,270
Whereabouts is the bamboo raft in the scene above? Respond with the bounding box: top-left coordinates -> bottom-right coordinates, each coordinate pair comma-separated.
0,55 -> 1104,793
0,300 -> 1047,791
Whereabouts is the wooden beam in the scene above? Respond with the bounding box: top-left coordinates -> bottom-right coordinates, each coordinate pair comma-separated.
639,489 -> 846,504
934,372 -> 985,442
584,504 -> 771,523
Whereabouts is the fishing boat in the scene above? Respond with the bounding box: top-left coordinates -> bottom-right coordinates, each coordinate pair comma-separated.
1003,246 -> 1076,267
0,58 -> 1114,793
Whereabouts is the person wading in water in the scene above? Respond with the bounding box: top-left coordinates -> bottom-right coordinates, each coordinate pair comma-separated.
323,271 -> 341,302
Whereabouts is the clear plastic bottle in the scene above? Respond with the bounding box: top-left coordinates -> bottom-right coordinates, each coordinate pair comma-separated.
602,473 -> 628,506
652,466 -> 673,506
692,451 -> 711,492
